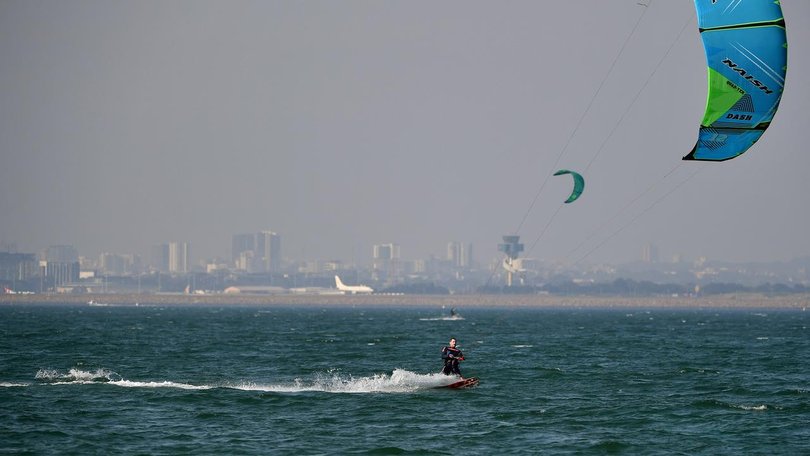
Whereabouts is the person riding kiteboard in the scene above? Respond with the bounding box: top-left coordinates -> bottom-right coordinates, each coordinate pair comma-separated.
441,338 -> 464,377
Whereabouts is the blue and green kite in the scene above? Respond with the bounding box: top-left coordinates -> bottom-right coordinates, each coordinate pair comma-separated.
684,0 -> 787,161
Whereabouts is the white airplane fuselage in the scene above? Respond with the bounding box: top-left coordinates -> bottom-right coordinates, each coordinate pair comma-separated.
334,275 -> 373,294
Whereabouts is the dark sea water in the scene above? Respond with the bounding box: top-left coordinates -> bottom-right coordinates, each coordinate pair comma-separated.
1,303 -> 808,455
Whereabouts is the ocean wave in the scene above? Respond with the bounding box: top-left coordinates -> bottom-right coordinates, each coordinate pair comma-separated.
732,404 -> 769,411
678,366 -> 720,375
0,382 -> 29,387
533,366 -> 564,378
693,399 -> 776,411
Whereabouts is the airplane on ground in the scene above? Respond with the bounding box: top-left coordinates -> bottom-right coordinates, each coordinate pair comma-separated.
334,275 -> 373,294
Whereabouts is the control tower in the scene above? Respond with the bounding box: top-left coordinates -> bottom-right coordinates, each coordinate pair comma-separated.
498,235 -> 524,287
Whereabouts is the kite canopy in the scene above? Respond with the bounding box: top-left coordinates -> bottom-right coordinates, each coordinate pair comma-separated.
553,170 -> 584,204
684,0 -> 787,161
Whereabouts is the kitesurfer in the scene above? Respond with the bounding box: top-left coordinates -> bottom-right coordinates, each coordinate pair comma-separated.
441,338 -> 464,377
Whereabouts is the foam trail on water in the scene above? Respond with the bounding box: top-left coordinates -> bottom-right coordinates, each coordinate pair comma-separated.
230,369 -> 459,394
34,368 -> 208,390
35,368 -> 122,383
111,380 -> 211,390
27,368 -> 461,393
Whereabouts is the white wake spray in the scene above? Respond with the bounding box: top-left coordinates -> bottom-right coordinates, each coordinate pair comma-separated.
28,368 -> 460,394
229,369 -> 459,393
34,368 -> 209,390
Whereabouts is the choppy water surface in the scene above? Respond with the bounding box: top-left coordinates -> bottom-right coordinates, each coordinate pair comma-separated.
1,304 -> 808,454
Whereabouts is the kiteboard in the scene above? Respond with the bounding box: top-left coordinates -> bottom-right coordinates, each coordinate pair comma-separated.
438,377 -> 479,389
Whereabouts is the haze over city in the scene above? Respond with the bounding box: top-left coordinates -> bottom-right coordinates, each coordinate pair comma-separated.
2,1 -> 809,266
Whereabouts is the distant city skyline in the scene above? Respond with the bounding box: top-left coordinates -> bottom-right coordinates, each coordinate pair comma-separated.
3,234 -> 806,276
4,237 -> 809,296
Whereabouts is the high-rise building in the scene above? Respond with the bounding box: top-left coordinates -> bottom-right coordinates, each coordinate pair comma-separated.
0,252 -> 37,281
99,253 -> 126,275
373,243 -> 400,261
447,241 -> 473,268
99,253 -> 139,275
642,243 -> 659,263
231,234 -> 256,265
373,243 -> 401,282
257,231 -> 281,273
447,242 -> 461,266
39,245 -> 80,286
39,260 -> 80,288
231,231 -> 281,273
37,245 -> 81,289
236,250 -> 255,272
168,242 -> 190,273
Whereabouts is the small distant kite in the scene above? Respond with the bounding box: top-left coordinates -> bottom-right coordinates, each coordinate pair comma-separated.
553,169 -> 584,204
684,0 -> 787,161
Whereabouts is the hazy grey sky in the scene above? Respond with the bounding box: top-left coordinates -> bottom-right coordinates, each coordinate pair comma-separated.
1,1 -> 808,265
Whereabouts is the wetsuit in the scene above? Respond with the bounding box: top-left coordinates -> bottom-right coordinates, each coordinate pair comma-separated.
441,345 -> 464,376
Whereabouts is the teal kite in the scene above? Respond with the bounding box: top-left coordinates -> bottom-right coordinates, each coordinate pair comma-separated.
553,170 -> 584,204
684,0 -> 787,161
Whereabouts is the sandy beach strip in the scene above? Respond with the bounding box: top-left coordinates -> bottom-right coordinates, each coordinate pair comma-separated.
2,292 -> 809,309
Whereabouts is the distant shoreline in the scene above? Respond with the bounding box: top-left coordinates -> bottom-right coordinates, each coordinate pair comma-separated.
1,293 -> 808,309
